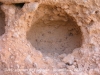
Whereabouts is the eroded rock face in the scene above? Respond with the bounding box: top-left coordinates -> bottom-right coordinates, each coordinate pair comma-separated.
0,0 -> 100,75
26,5 -> 82,56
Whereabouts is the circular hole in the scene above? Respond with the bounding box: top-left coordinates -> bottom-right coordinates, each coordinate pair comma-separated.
0,5 -> 6,36
26,5 -> 82,56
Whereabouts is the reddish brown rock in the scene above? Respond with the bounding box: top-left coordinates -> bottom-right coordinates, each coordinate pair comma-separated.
0,0 -> 100,75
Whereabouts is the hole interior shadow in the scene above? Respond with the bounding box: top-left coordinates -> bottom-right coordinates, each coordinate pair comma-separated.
0,5 -> 6,36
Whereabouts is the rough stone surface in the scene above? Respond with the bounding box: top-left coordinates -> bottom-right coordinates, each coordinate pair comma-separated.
0,0 -> 100,75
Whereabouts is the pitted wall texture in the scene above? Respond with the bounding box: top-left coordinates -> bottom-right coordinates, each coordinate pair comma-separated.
0,0 -> 100,75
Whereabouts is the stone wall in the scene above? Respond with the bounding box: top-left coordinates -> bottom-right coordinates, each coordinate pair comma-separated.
0,0 -> 100,75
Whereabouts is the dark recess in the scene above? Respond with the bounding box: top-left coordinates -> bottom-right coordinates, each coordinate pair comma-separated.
14,3 -> 25,8
0,4 -> 6,36
0,2 -> 3,5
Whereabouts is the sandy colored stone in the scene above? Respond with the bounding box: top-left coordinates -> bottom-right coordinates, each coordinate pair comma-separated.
62,54 -> 74,65
58,53 -> 67,59
0,0 -> 100,75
